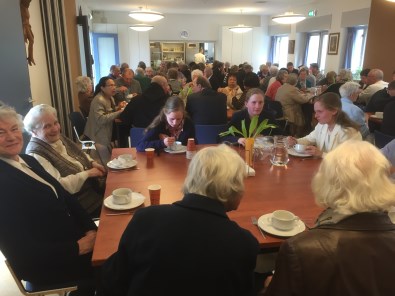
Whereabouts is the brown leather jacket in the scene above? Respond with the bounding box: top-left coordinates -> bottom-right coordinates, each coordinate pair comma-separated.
265,212 -> 395,296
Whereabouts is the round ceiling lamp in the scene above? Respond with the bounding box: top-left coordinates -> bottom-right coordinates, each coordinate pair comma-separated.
128,7 -> 164,22
229,25 -> 252,33
129,24 -> 154,32
272,12 -> 306,24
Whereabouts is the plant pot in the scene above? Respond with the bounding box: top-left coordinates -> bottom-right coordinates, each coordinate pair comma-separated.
245,137 -> 255,167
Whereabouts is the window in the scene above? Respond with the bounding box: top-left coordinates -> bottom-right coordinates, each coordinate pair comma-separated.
343,26 -> 367,80
269,35 -> 289,68
304,31 -> 328,71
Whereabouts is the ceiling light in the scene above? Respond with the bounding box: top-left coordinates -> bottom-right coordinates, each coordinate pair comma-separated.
229,9 -> 252,33
272,12 -> 306,24
129,24 -> 154,32
128,7 -> 164,22
229,25 -> 252,33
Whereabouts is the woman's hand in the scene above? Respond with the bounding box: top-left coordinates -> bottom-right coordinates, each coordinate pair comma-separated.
77,230 -> 96,255
287,136 -> 297,147
305,145 -> 323,157
164,136 -> 175,147
92,162 -> 107,174
86,167 -> 105,178
237,138 -> 246,146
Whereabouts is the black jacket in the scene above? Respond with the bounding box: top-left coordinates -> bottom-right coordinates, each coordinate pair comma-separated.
186,88 -> 227,125
120,82 -> 169,128
101,193 -> 259,296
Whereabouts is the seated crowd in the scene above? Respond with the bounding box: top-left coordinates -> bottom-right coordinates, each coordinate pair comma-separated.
1,58 -> 395,296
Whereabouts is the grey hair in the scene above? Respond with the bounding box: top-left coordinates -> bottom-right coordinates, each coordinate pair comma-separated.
286,73 -> 298,85
0,105 -> 24,129
191,69 -> 203,79
269,66 -> 279,76
182,145 -> 246,207
23,104 -> 58,134
312,140 -> 395,215
339,81 -> 361,98
75,76 -> 92,93
135,67 -> 145,76
370,69 -> 384,80
337,69 -> 353,82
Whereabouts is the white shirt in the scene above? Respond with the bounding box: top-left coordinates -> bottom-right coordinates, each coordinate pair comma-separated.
358,80 -> 389,105
29,139 -> 90,194
0,156 -> 58,197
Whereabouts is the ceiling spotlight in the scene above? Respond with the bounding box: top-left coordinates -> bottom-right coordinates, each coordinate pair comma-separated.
272,12 -> 306,24
129,24 -> 154,32
128,7 -> 164,22
229,25 -> 252,33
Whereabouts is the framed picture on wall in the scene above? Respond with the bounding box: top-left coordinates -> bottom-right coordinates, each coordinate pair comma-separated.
288,40 -> 295,54
328,33 -> 340,55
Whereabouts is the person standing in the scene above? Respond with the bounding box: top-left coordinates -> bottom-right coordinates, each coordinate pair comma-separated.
194,48 -> 206,64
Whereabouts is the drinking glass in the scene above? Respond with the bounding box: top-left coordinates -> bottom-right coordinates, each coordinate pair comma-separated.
254,136 -> 274,161
271,136 -> 289,166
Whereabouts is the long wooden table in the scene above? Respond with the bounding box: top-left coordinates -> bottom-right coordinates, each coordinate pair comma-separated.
92,146 -> 322,266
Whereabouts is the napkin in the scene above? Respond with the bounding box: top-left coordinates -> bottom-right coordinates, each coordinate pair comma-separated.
245,164 -> 256,177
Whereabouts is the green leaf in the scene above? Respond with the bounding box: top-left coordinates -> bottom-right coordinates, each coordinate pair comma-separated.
241,120 -> 247,138
249,116 -> 258,137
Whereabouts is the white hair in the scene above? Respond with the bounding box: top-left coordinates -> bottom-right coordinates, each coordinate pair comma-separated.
75,76 -> 92,93
312,140 -> 395,215
183,144 -> 246,207
0,105 -> 23,129
339,81 -> 361,98
23,104 -> 58,134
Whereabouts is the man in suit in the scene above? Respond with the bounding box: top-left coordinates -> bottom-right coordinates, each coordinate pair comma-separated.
186,76 -> 227,125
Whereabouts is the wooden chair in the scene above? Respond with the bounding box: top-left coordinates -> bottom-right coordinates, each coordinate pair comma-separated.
195,124 -> 228,144
5,260 -> 77,296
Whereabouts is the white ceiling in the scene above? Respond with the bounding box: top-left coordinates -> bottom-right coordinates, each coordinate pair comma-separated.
82,0 -> 317,16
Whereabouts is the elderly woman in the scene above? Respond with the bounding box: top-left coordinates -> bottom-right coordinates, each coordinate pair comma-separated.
265,69 -> 288,101
288,92 -> 362,157
0,105 -> 97,295
322,69 -> 353,96
84,76 -> 123,164
101,145 -> 259,295
217,72 -> 243,109
339,81 -> 369,139
75,76 -> 93,118
264,140 -> 395,296
24,104 -> 106,218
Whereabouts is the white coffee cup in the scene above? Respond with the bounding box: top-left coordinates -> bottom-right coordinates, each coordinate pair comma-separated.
293,144 -> 306,153
270,210 -> 299,231
112,188 -> 132,205
170,141 -> 182,151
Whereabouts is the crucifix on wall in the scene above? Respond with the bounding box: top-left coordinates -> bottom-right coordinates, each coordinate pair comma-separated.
20,0 -> 35,65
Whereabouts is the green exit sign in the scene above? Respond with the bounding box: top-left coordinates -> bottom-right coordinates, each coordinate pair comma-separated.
308,10 -> 317,17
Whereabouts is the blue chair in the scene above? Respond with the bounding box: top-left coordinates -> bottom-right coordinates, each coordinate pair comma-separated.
374,130 -> 395,149
130,127 -> 145,147
195,124 -> 228,144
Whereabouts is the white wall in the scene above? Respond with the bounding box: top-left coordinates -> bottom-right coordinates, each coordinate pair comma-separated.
28,0 -> 51,106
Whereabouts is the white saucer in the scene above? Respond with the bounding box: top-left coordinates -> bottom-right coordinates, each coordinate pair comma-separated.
107,159 -> 137,169
257,213 -> 306,237
164,145 -> 187,154
288,148 -> 312,158
103,192 -> 145,210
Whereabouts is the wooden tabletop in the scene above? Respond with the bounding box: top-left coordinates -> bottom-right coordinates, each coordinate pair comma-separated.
92,146 -> 322,266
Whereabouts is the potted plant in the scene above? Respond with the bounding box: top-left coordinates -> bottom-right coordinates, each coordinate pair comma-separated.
219,116 -> 276,166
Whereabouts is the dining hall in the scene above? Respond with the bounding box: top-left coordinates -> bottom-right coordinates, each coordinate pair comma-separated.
1,0 -> 395,295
